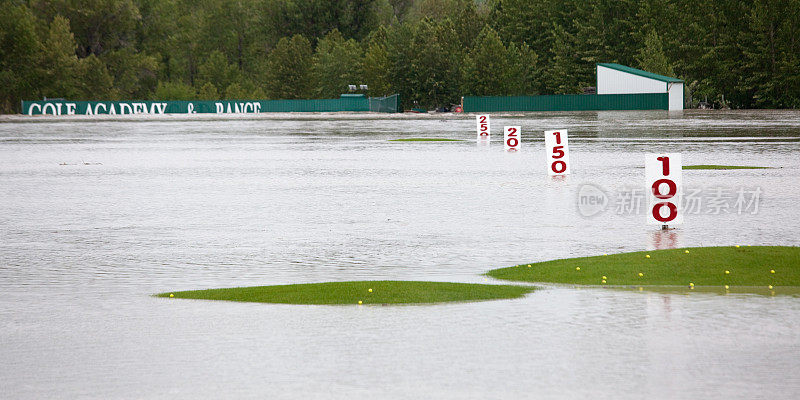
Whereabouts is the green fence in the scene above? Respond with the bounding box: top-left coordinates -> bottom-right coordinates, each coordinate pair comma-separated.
21,94 -> 401,115
369,94 -> 400,113
259,96 -> 369,112
463,93 -> 669,112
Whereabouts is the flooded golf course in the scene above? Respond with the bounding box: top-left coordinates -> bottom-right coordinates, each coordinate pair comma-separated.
1,110 -> 800,399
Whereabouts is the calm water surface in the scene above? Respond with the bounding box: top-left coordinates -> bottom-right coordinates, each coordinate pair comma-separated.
1,110 -> 800,399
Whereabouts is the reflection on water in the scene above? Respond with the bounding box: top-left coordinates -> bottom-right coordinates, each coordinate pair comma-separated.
1,110 -> 799,399
649,229 -> 681,250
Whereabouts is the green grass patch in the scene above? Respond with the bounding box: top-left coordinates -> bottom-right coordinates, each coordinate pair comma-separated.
683,165 -> 771,170
157,280 -> 534,305
389,138 -> 462,142
486,246 -> 799,288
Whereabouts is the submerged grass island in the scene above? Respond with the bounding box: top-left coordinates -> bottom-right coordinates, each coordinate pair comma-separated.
159,247 -> 798,305
487,246 -> 799,289
157,281 -> 534,305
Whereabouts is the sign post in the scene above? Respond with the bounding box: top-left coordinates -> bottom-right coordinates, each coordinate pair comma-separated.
476,115 -> 490,141
544,130 -> 570,175
504,126 -> 521,151
645,153 -> 683,227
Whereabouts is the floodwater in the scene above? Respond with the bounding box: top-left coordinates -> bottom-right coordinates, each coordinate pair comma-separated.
1,110 -> 799,399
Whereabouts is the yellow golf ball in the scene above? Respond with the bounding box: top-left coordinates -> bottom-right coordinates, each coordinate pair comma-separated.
771,269 -> 775,274
725,270 -> 730,274
527,264 -> 531,268
735,245 -> 740,248
601,280 -> 606,284
576,267 -> 581,271
358,300 -> 363,305
604,253 -> 608,256
684,250 -> 690,254
768,285 -> 773,290
602,276 -> 607,280
725,285 -> 730,290
638,272 -> 644,277
169,293 -> 174,298
689,282 -> 694,287
646,255 -> 650,258
368,288 -> 373,293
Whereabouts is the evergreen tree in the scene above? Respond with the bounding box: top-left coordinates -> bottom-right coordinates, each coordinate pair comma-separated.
263,34 -> 313,99
0,5 -> 43,112
77,54 -> 114,100
740,0 -> 800,108
312,29 -> 364,98
404,18 -> 461,108
197,81 -> 219,100
154,81 -> 197,100
197,50 -> 239,95
39,15 -> 82,99
507,42 -> 540,95
362,26 -> 393,96
492,0 -> 566,60
670,0 -> 749,107
461,26 -> 511,96
203,0 -> 260,75
541,24 -> 583,94
35,0 -> 141,57
223,82 -> 245,99
635,29 -> 675,77
388,0 -> 415,21
135,0 -> 179,81
263,0 -> 390,44
386,22 -> 416,109
451,1 -> 486,49
102,48 -> 159,100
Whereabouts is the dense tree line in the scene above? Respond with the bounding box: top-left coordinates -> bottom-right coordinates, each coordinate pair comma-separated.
1,0 -> 799,113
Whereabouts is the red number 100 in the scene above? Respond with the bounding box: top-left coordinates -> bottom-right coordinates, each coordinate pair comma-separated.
652,156 -> 677,222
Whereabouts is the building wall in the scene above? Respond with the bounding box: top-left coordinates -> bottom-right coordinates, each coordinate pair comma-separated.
597,65 -> 666,95
597,65 -> 683,110
668,83 -> 684,111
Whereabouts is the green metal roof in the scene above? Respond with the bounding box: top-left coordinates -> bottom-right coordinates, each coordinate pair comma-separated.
597,63 -> 683,83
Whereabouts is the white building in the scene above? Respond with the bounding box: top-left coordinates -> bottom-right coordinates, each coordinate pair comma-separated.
596,63 -> 684,110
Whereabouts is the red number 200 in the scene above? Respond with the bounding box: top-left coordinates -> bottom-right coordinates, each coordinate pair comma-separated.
506,127 -> 518,147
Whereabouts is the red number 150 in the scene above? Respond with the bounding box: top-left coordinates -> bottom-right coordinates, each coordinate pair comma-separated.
551,131 -> 566,173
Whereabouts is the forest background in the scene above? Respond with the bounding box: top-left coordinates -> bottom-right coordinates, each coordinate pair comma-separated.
1,0 -> 799,113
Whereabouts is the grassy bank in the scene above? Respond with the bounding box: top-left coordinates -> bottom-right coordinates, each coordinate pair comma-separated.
389,138 -> 462,142
486,246 -> 799,288
683,165 -> 771,170
157,281 -> 534,305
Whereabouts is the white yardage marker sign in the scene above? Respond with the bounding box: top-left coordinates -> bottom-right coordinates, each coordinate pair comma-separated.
476,115 -> 490,140
645,153 -> 683,225
544,129 -> 570,175
504,126 -> 521,151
